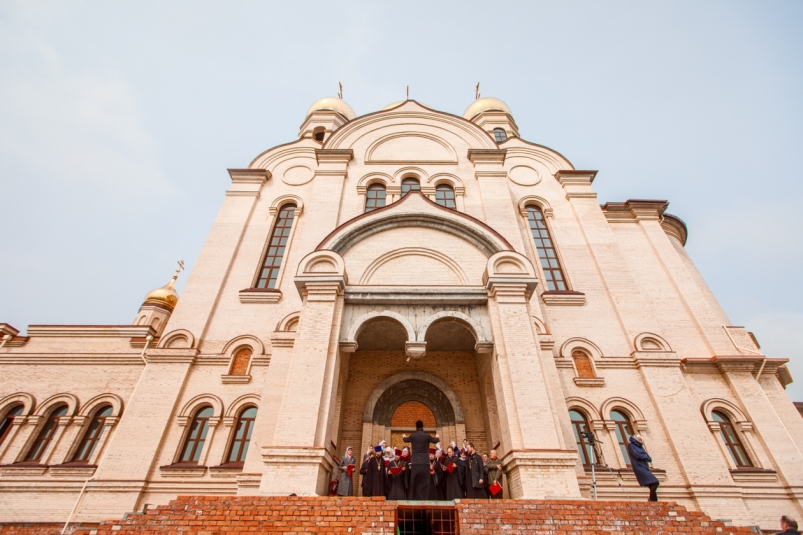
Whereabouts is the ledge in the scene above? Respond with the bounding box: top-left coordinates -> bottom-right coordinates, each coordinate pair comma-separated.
221,374 -> 251,384
210,463 -> 244,477
26,325 -> 156,339
239,288 -> 282,303
590,466 -> 667,482
159,464 -> 207,477
573,377 -> 605,387
344,286 -> 488,305
541,291 -> 586,306
729,468 -> 778,482
0,463 -> 48,476
50,463 -> 97,478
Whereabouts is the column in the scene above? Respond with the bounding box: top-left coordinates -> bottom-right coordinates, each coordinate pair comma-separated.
258,251 -> 346,496
485,252 -> 581,499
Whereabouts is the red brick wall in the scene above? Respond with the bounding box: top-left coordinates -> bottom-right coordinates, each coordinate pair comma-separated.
391,401 -> 436,427
572,349 -> 595,378
228,347 -> 251,375
0,524 -> 98,535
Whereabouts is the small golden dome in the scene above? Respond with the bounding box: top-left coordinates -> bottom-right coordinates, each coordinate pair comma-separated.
143,276 -> 179,311
306,97 -> 356,120
463,97 -> 512,120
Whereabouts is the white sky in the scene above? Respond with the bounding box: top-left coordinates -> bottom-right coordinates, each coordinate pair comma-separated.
1,1 -> 801,400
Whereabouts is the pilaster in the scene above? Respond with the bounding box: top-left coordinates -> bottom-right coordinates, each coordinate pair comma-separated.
80,348 -> 197,517
258,251 -> 346,495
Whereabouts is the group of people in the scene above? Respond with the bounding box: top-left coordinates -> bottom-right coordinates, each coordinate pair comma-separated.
334,420 -> 504,500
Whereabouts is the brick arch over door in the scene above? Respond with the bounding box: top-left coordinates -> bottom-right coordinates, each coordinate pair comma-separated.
363,371 -> 464,426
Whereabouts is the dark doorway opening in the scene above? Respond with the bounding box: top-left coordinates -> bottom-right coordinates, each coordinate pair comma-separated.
396,506 -> 458,535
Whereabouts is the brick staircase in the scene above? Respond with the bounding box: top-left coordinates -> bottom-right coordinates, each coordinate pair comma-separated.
52,495 -> 755,535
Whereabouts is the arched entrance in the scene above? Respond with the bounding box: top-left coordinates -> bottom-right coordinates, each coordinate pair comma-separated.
361,372 -> 466,454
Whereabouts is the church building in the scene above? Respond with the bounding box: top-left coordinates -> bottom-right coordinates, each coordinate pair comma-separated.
1,95 -> 802,530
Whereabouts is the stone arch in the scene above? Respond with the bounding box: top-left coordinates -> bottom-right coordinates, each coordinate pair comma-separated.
79,393 -> 124,418
222,335 -> 264,358
565,396 -> 601,420
417,311 -> 486,343
366,133 -> 457,164
269,194 -> 304,216
634,332 -> 672,352
559,337 -> 604,360
533,316 -> 550,335
359,248 -> 469,285
701,398 -> 748,422
276,311 -> 301,332
518,195 -> 553,218
427,172 -> 464,189
35,393 -> 79,417
600,397 -> 647,428
357,172 -> 394,189
393,166 -> 429,183
225,394 -> 260,418
346,311 -> 416,346
0,393 -> 35,417
317,193 -> 513,258
178,394 -> 224,419
363,372 -> 464,426
296,250 -> 346,278
158,329 -> 195,349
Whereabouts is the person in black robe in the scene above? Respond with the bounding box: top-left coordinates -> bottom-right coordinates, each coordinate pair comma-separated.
465,442 -> 487,499
402,420 -> 440,500
435,449 -> 447,500
386,449 -> 408,500
359,448 -> 386,497
443,446 -> 465,500
427,449 -> 443,500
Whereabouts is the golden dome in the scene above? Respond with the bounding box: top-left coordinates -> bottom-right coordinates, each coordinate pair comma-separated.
143,276 -> 179,311
306,97 -> 356,120
463,97 -> 512,120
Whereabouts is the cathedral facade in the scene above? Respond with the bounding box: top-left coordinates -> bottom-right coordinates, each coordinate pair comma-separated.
1,96 -> 801,530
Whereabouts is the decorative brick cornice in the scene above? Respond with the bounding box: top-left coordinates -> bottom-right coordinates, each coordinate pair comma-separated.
239,288 -> 282,304
467,149 -> 506,164
315,149 -> 353,164
227,168 -> 269,184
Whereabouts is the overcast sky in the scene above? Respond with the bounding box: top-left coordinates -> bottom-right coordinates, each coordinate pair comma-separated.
1,1 -> 801,400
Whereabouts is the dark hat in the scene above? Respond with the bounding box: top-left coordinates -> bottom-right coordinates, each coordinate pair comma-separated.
429,448 -> 436,455
373,445 -> 383,453
415,420 -> 424,429
394,448 -> 402,456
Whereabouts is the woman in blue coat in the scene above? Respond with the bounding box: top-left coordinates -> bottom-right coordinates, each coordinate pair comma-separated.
627,435 -> 659,501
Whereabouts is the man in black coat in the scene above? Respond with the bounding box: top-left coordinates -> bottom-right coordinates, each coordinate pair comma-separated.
402,420 -> 440,500
465,442 -> 487,499
359,448 -> 386,497
627,434 -> 659,501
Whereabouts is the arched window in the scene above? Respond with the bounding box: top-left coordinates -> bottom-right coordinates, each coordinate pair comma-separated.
712,411 -> 752,467
610,410 -> 635,466
313,127 -> 325,142
229,347 -> 252,376
525,205 -> 567,291
256,204 -> 296,289
0,405 -> 24,446
569,409 -> 593,466
493,128 -> 507,142
572,350 -> 595,378
401,178 -> 420,197
25,405 -> 68,462
364,183 -> 386,213
226,406 -> 257,464
179,406 -> 214,463
435,184 -> 456,209
72,406 -> 113,463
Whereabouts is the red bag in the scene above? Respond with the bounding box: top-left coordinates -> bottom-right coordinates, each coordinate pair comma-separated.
389,466 -> 403,475
446,463 -> 456,474
346,464 -> 355,477
489,481 -> 502,496
329,480 -> 338,496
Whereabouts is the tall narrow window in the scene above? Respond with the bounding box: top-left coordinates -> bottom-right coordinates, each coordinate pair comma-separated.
72,406 -> 113,463
364,184 -> 386,213
526,206 -> 567,291
401,178 -> 420,197
435,184 -> 456,209
256,204 -> 296,289
227,407 -> 257,464
179,406 -> 213,463
25,405 -> 68,462
610,410 -> 635,466
493,128 -> 507,142
572,350 -> 595,378
569,410 -> 593,466
712,411 -> 752,467
229,347 -> 252,376
0,405 -> 24,446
